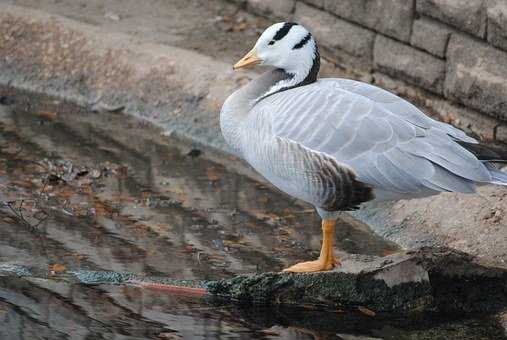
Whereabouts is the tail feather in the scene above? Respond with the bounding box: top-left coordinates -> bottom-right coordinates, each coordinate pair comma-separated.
486,164 -> 507,186
458,141 -> 507,186
457,141 -> 507,162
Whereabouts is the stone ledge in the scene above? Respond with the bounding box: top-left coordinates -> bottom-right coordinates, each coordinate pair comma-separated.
318,0 -> 414,42
445,33 -> 507,121
411,16 -> 452,58
417,0 -> 487,38
246,0 -> 295,19
295,2 -> 375,71
374,35 -> 445,94
207,247 -> 507,314
487,0 -> 507,52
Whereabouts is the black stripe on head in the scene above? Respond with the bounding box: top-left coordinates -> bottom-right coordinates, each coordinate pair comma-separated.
302,46 -> 320,85
293,32 -> 312,49
272,22 -> 298,41
257,43 -> 320,103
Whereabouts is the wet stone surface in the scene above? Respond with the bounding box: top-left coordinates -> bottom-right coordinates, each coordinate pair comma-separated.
0,90 -> 506,339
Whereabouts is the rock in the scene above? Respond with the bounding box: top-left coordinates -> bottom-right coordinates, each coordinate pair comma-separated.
104,11 -> 121,22
487,0 -> 507,51
445,34 -> 507,120
352,178 -> 507,264
324,0 -> 414,42
246,0 -> 295,18
206,247 -> 507,314
300,0 -> 325,9
416,0 -> 487,38
374,35 -> 445,94
497,124 -> 507,142
295,2 -> 375,70
410,17 -> 452,58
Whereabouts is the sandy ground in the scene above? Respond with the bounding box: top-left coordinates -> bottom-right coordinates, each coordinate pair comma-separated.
1,0 -> 269,63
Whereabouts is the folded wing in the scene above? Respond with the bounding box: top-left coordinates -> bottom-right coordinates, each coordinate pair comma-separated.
251,79 -> 492,197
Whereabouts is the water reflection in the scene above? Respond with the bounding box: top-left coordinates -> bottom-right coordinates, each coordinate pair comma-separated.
0,92 -> 505,339
0,93 -> 397,280
1,275 -> 505,340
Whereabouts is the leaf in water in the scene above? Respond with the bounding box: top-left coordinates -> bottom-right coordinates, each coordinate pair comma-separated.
301,303 -> 318,310
141,191 -> 152,199
11,179 -> 33,188
206,168 -> 220,182
382,249 -> 398,256
93,201 -> 114,217
156,223 -> 172,231
111,194 -> 136,203
0,142 -> 22,156
257,195 -> 269,204
57,187 -> 75,199
358,306 -> 376,317
158,331 -> 179,339
81,184 -> 93,194
72,253 -> 85,262
34,111 -> 57,120
223,235 -> 249,247
115,165 -> 129,178
183,245 -> 196,253
49,263 -> 67,273
259,329 -> 281,337
2,217 -> 16,224
245,222 -> 259,229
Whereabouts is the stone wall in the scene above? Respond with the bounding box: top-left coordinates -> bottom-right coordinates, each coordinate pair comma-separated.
233,0 -> 507,143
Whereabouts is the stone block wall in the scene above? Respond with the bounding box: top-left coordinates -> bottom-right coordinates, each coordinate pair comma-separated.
233,0 -> 507,143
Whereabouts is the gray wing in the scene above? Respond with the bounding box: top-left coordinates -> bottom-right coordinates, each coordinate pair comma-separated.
252,78 -> 491,196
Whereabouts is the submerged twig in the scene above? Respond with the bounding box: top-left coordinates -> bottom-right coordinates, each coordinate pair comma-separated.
1,179 -> 50,229
3,200 -> 32,227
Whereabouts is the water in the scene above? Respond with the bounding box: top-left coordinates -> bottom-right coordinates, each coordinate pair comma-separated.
0,90 -> 505,339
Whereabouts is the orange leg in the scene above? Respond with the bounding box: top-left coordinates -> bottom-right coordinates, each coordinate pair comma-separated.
283,219 -> 341,273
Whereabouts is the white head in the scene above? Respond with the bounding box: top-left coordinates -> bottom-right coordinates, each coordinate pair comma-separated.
234,22 -> 320,82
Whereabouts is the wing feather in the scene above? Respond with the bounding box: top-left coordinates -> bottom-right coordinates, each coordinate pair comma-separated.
250,78 -> 487,196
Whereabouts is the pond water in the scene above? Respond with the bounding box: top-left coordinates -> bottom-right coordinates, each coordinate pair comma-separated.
0,90 -> 505,339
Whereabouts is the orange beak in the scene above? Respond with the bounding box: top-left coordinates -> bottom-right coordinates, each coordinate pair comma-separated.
233,48 -> 262,70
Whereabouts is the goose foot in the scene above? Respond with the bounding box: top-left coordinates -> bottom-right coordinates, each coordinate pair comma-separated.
283,219 -> 341,273
282,255 -> 341,273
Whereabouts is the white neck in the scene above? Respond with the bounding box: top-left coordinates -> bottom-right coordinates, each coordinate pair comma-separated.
221,70 -> 289,155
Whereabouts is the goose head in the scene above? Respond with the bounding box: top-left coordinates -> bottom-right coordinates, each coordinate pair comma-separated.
234,22 -> 320,91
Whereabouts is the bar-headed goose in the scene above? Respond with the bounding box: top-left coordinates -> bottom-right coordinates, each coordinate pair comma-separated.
220,22 -> 507,273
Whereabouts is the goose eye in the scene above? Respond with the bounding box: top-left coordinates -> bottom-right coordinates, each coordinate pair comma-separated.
268,40 -> 275,46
